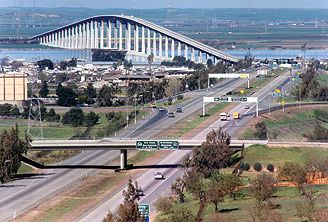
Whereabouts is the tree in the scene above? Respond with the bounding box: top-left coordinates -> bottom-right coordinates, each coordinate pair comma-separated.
147,53 -> 154,76
249,173 -> 276,207
37,59 -> 54,70
84,83 -> 97,104
278,162 -> 307,194
56,84 -> 77,107
255,122 -> 267,140
0,125 -> 30,183
84,111 -> 100,127
39,81 -> 49,98
171,177 -> 186,203
184,169 -> 207,222
207,59 -> 213,69
123,59 -> 133,73
168,205 -> 194,222
206,173 -> 242,212
62,108 -> 84,127
186,128 -> 232,178
154,196 -> 175,215
45,108 -> 60,122
97,84 -> 118,107
0,104 -> 12,116
10,105 -> 20,117
115,178 -> 144,222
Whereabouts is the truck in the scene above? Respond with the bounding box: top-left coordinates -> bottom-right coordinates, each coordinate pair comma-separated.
233,112 -> 240,119
220,112 -> 228,121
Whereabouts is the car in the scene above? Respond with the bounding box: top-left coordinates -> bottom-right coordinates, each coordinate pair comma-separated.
154,171 -> 164,179
245,105 -> 250,109
176,107 -> 183,113
168,112 -> 175,118
158,107 -> 165,111
136,188 -> 144,196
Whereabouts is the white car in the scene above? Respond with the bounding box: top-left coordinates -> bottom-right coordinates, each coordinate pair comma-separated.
154,171 -> 164,180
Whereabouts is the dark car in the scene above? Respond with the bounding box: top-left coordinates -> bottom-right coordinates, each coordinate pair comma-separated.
176,107 -> 183,113
168,112 -> 175,118
136,188 -> 144,196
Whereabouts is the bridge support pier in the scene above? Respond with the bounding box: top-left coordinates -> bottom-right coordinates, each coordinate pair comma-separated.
120,149 -> 128,170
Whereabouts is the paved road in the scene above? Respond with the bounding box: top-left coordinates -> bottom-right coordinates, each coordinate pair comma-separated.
77,69 -> 293,221
0,70 -> 257,221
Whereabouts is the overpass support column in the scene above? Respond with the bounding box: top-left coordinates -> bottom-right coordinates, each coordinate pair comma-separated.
64,29 -> 68,48
100,19 -> 104,49
191,48 -> 195,62
127,23 -> 131,51
147,29 -> 151,55
184,45 -> 188,59
177,42 -> 181,56
198,51 -> 203,63
171,39 -> 175,59
119,21 -> 123,50
152,31 -> 157,56
82,23 -> 86,49
165,36 -> 169,58
135,25 -> 139,53
141,26 -> 145,54
120,149 -> 128,170
107,20 -> 112,49
95,21 -> 99,48
90,21 -> 95,49
86,22 -> 90,49
159,34 -> 162,58
114,22 -> 118,49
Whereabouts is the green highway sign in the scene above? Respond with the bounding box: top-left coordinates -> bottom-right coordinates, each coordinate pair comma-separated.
214,97 -> 229,102
136,141 -> 158,150
231,97 -> 248,102
159,141 -> 179,150
138,204 -> 150,216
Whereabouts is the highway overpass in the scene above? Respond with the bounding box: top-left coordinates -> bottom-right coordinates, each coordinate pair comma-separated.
30,139 -> 249,169
32,15 -> 239,63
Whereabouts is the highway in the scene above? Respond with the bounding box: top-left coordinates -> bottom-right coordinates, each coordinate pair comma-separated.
0,70 -> 257,221
77,69 -> 293,221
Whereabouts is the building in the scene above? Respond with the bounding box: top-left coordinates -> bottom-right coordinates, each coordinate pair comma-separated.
0,72 -> 27,106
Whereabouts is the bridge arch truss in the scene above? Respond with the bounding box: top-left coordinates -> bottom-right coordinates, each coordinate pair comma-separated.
32,15 -> 238,63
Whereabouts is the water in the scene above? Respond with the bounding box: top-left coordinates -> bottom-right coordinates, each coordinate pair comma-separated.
0,48 -> 327,63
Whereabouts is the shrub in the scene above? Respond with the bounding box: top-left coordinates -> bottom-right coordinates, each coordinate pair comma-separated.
254,162 -> 263,172
267,164 -> 275,172
243,163 -> 251,171
154,196 -> 174,215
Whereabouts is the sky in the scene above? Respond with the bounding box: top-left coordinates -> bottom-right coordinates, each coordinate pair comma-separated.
1,0 -> 327,9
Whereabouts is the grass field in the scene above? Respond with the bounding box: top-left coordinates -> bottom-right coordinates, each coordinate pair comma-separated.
156,145 -> 328,222
156,185 -> 328,222
174,103 -> 230,138
243,145 -> 328,168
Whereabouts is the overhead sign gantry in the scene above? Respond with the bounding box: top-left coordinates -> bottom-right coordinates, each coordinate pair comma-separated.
202,96 -> 259,117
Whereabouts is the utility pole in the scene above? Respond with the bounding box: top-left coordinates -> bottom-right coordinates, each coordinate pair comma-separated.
27,67 -> 43,139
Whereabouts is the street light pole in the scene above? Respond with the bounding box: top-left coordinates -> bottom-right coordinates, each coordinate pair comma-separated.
134,94 -> 137,125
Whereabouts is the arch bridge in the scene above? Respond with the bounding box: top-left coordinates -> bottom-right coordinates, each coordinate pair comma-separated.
32,15 -> 238,63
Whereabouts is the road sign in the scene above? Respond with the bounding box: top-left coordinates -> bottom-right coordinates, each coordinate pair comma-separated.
272,92 -> 282,97
214,97 -> 229,102
138,204 -> 150,222
240,89 -> 245,94
159,141 -> 179,150
281,100 -> 286,106
204,97 -> 258,103
274,89 -> 281,93
136,141 -> 158,150
138,204 -> 150,215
